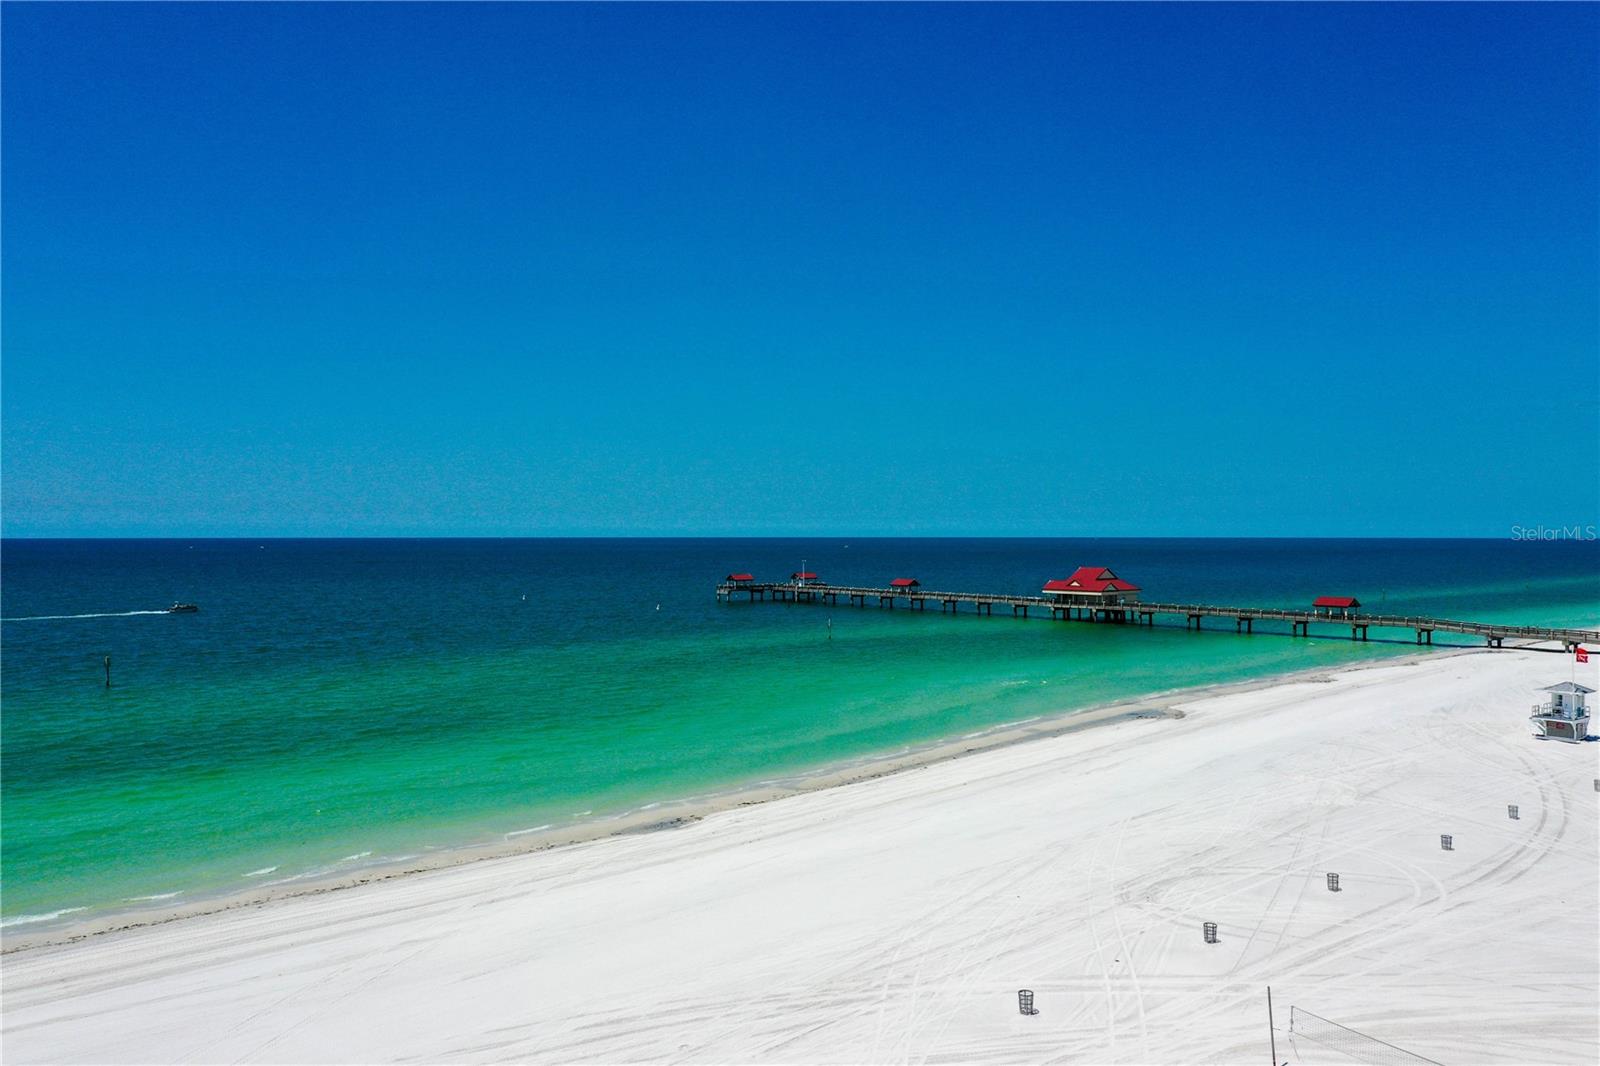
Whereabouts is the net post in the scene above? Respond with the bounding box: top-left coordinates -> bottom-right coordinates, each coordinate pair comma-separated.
1267,986 -> 1277,1066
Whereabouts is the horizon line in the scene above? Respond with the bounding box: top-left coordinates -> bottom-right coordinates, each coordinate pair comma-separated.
4,534 -> 1596,543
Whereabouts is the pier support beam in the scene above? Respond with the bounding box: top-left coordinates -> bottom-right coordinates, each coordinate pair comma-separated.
1417,629 -> 1433,645
1351,624 -> 1368,642
1235,617 -> 1253,633
1187,614 -> 1203,630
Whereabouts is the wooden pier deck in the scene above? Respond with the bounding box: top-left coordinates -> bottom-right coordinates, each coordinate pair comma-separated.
715,581 -> 1598,650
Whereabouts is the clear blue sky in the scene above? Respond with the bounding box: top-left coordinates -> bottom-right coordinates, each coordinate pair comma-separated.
3,3 -> 1596,537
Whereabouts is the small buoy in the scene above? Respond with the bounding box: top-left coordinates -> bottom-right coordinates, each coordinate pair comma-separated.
521,594 -> 527,601
656,604 -> 661,611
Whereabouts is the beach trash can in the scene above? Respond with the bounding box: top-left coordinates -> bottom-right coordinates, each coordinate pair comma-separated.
1326,872 -> 1340,892
1203,921 -> 1218,944
1508,804 -> 1519,820
1017,989 -> 1038,1016
1440,834 -> 1453,851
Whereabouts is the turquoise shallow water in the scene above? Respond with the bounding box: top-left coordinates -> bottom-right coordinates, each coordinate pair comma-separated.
2,538 -> 1596,929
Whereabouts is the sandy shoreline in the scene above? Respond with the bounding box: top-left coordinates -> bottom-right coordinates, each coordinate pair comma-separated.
4,639 -> 1595,1063
3,641 -> 1460,955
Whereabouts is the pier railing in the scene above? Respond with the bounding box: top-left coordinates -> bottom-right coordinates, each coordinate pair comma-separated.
714,581 -> 1598,649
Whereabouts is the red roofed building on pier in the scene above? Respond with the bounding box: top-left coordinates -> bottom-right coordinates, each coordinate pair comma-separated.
1313,596 -> 1361,618
791,571 -> 818,585
889,578 -> 920,589
726,573 -> 755,584
1041,567 -> 1141,606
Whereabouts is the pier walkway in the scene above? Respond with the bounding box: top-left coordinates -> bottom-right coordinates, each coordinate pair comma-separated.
715,581 -> 1598,650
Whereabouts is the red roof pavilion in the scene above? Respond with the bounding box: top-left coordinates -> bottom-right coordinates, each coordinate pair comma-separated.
889,578 -> 920,588
1313,596 -> 1361,609
1042,567 -> 1141,595
726,573 -> 755,583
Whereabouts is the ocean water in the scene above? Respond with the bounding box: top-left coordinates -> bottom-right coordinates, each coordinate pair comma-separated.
3,538 -> 1596,930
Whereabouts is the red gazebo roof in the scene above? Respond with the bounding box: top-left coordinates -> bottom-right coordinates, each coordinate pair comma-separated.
889,578 -> 920,588
791,571 -> 818,580
726,573 -> 755,582
1313,596 -> 1361,608
1043,567 -> 1141,594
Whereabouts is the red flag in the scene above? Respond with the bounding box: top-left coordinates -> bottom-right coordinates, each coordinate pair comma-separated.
1578,646 -> 1590,664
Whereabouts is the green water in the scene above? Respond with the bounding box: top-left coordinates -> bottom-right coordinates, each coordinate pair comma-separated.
3,538 -> 1595,929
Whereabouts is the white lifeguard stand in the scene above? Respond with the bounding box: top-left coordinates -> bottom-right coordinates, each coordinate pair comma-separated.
1530,682 -> 1592,743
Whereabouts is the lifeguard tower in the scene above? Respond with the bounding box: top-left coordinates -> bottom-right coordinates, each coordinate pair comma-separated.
1530,682 -> 1592,743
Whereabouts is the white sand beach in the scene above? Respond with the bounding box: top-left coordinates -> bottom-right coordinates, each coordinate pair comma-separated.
3,646 -> 1596,1064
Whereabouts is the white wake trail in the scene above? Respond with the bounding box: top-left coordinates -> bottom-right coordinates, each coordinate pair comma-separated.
1,610 -> 172,622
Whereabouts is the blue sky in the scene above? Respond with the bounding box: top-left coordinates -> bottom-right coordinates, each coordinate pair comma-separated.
3,3 -> 1596,537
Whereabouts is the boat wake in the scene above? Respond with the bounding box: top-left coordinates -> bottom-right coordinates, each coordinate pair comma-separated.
2,610 -> 172,622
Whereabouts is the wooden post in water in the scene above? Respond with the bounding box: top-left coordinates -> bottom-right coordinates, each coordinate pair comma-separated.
104,655 -> 111,688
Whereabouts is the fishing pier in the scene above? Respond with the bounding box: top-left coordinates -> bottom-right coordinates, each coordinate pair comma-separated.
715,569 -> 1597,651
